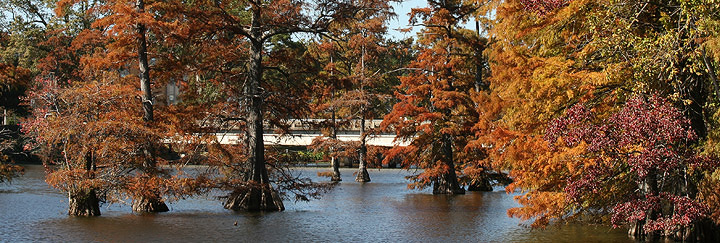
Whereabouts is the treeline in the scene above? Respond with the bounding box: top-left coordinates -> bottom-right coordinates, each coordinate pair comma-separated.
1,0 -> 720,241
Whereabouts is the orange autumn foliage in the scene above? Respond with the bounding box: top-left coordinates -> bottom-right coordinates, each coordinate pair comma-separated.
383,0 -> 493,193
485,0 -> 621,227
488,1 -> 720,236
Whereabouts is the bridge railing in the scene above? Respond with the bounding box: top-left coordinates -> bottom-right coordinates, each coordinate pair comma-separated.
262,119 -> 386,132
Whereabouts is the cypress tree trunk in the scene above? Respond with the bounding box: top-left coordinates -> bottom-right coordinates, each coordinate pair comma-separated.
330,156 -> 341,181
137,0 -> 153,123
132,0 -> 168,213
474,20 -> 488,93
641,170 -> 659,241
355,117 -> 370,182
68,189 -> 101,216
68,153 -> 100,216
431,43 -> 464,194
676,73 -> 707,240
132,194 -> 169,212
132,150 -> 169,213
330,106 -> 341,181
663,57 -> 718,241
355,45 -> 370,183
629,170 -> 659,241
432,133 -> 465,194
677,64 -> 720,242
467,173 -> 492,192
224,184 -> 284,211
224,8 -> 283,211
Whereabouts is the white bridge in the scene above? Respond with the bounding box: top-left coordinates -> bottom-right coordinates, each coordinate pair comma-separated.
214,133 -> 409,147
213,119 -> 409,147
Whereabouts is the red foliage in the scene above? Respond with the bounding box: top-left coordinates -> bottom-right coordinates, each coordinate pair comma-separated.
546,94 -> 715,234
612,193 -> 707,232
547,95 -> 696,179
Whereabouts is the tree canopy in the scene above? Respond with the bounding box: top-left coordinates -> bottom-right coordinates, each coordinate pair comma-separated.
487,0 -> 720,240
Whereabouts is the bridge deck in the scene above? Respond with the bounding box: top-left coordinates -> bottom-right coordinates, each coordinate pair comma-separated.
214,133 -> 409,147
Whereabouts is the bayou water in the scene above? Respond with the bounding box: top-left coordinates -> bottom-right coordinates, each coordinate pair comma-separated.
0,165 -> 630,242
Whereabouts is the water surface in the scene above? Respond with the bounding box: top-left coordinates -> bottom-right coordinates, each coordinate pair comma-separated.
0,165 -> 630,242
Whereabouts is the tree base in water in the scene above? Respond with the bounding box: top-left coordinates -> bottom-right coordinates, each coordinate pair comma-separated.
467,178 -> 493,191
224,185 -> 284,211
433,178 -> 465,195
331,157 -> 341,181
68,189 -> 101,216
355,168 -> 370,182
629,219 -> 720,242
132,195 -> 169,213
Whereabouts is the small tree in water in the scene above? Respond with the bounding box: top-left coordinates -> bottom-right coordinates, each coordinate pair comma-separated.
382,0 -> 489,194
23,79 -> 192,216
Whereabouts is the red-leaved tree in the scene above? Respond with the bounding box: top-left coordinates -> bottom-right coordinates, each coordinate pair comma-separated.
545,94 -> 718,240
